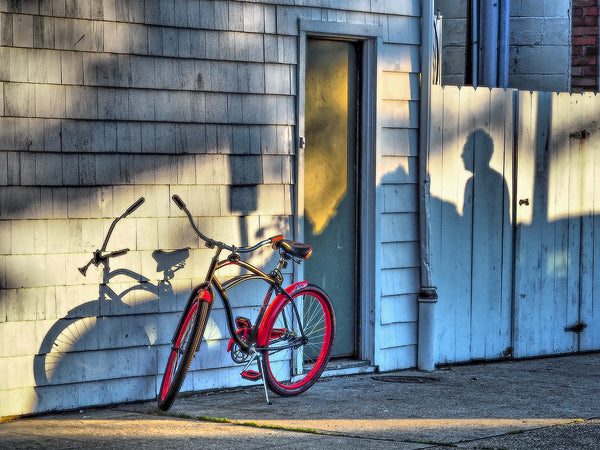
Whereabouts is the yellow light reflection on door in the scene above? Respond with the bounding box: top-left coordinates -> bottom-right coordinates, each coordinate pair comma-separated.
305,40 -> 350,235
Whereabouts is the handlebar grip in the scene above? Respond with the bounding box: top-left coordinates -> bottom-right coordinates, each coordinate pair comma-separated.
124,197 -> 145,216
172,194 -> 186,210
78,262 -> 92,276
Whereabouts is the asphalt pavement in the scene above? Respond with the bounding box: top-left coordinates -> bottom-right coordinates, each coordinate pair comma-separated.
1,353 -> 599,449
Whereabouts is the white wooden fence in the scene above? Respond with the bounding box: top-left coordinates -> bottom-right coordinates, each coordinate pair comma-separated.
429,85 -> 600,363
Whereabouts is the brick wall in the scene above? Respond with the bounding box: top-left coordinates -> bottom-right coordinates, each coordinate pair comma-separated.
572,0 -> 599,92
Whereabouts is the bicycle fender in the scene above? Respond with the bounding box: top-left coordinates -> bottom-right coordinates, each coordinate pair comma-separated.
171,283 -> 213,344
256,281 -> 308,346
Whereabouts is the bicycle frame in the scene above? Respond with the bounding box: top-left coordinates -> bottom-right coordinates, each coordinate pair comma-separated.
158,194 -> 334,409
169,194 -> 308,361
172,240 -> 306,358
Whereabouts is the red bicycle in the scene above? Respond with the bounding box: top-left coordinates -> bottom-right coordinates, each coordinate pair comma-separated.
157,195 -> 335,410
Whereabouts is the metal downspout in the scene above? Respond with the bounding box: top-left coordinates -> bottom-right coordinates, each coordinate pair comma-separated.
470,0 -> 479,87
418,0 -> 438,371
481,0 -> 499,87
498,0 -> 511,88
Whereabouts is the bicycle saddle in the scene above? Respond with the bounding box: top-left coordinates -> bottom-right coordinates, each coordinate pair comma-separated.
152,248 -> 190,272
273,239 -> 312,259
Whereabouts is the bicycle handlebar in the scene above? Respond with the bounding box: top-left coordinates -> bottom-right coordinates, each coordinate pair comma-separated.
124,197 -> 145,216
78,248 -> 130,276
172,195 -> 282,253
172,194 -> 186,210
100,197 -> 145,252
79,197 -> 145,276
109,248 -> 130,258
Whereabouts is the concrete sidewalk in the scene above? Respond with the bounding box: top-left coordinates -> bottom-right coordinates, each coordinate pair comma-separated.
1,353 -> 599,449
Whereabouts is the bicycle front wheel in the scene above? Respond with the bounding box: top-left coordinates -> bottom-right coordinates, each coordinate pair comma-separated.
262,285 -> 335,396
157,299 -> 210,411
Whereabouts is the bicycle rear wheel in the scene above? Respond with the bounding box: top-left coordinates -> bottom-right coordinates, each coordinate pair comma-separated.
262,285 -> 335,396
157,298 -> 211,411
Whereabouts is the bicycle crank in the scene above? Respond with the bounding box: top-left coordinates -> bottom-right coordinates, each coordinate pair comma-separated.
230,342 -> 250,364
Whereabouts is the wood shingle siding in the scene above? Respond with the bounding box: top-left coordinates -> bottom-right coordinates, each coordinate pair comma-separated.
0,1 -> 422,416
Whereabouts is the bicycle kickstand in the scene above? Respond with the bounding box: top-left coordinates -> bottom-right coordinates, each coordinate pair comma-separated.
256,352 -> 272,405
240,350 -> 272,405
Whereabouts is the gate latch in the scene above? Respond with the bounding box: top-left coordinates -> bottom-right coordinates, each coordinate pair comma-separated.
564,322 -> 587,333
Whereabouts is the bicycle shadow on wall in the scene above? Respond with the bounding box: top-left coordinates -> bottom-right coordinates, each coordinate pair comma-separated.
33,198 -> 190,410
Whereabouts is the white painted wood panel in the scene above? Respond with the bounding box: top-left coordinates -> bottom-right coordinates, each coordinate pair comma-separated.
514,91 -> 599,357
432,86 -> 600,363
431,86 -> 512,363
377,346 -> 417,372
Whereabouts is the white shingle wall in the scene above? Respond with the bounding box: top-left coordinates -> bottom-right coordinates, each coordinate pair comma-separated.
0,0 -> 421,416
377,32 -> 420,371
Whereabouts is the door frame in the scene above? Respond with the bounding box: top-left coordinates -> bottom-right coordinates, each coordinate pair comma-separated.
295,20 -> 380,363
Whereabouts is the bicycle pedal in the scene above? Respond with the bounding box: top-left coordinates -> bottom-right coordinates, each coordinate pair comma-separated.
241,370 -> 262,382
235,316 -> 252,328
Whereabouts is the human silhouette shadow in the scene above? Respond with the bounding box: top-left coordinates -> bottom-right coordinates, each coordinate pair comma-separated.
431,128 -> 512,362
461,129 -> 511,232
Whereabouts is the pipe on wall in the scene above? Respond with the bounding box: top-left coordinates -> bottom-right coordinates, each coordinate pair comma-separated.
469,0 -> 479,87
480,0 -> 499,87
418,0 -> 438,371
498,0 -> 511,88
472,0 -> 510,88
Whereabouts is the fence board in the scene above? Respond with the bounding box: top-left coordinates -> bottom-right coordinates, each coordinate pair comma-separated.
431,86 -> 514,363
432,86 -> 600,363
564,93 -> 582,352
553,92 -> 577,353
498,88 -> 515,357
470,87 -> 491,359
470,88 -> 513,359
432,85 -> 471,363
577,93 -> 600,351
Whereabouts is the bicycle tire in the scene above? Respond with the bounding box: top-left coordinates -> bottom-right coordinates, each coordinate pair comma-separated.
34,312 -> 98,387
157,298 -> 211,411
262,285 -> 335,396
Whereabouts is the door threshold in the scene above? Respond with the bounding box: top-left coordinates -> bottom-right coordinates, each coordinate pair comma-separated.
321,359 -> 377,378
